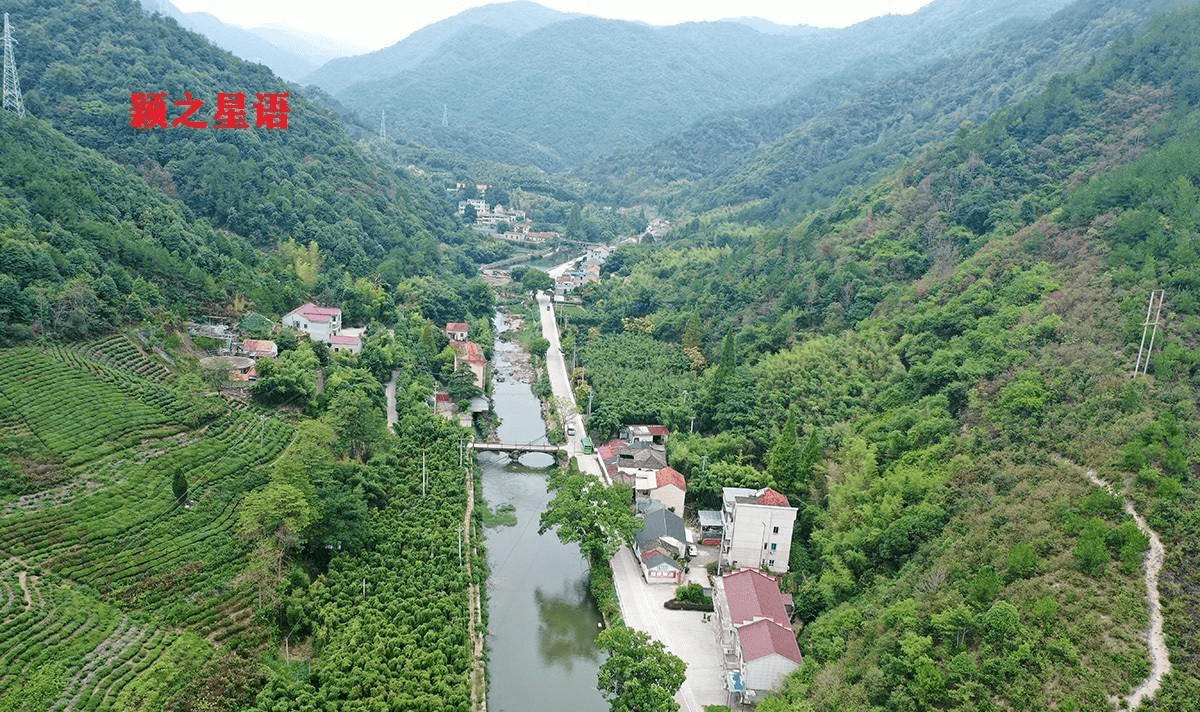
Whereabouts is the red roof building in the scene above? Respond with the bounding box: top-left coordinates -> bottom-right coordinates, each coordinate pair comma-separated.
721,487 -> 799,574
446,322 -> 469,341
753,487 -> 791,507
329,333 -> 362,354
241,339 -> 278,358
451,341 -> 488,389
656,466 -> 687,492
723,568 -> 791,628
716,569 -> 803,701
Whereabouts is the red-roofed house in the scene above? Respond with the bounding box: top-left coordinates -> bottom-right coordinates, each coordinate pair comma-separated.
282,303 -> 342,343
329,333 -> 362,354
446,322 -> 469,342
597,439 -> 625,481
242,339 -> 278,358
633,466 -> 686,515
716,568 -> 803,702
451,341 -> 488,390
721,487 -> 798,574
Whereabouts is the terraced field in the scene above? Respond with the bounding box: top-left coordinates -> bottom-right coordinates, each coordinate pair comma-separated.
0,337 -> 294,710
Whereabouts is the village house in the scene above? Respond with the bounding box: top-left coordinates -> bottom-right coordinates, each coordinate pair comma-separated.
330,334 -> 361,354
633,500 -> 687,585
241,338 -> 277,359
451,340 -> 488,390
720,487 -> 798,574
281,303 -> 342,343
633,465 -> 686,515
446,322 -> 469,342
614,445 -> 668,488
620,424 -> 669,446
714,568 -> 803,703
281,302 -> 362,353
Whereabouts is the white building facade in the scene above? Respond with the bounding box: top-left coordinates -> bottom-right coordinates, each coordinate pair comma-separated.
721,487 -> 798,574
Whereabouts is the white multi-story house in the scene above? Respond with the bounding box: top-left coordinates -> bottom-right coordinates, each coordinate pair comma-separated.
720,487 -> 798,574
282,303 -> 341,344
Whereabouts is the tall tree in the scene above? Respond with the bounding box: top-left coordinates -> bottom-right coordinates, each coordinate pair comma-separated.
539,465 -> 639,561
767,407 -> 802,493
325,389 -> 386,463
595,626 -> 686,712
172,471 -> 189,506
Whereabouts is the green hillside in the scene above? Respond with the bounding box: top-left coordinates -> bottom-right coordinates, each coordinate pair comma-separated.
0,2 -> 493,711
563,5 -> 1200,710
8,0 -> 474,277
0,340 -> 289,709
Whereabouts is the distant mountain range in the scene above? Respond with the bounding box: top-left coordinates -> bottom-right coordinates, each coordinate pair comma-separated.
134,0 -> 368,82
304,0 -> 1079,169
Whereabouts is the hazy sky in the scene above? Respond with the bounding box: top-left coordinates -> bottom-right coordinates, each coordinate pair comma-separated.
171,0 -> 935,52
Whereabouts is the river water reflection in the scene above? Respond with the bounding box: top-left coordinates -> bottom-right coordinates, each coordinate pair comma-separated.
482,313 -> 607,712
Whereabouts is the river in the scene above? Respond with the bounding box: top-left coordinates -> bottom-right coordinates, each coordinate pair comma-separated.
481,310 -> 607,712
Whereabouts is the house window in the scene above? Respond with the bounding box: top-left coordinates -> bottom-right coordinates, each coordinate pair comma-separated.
770,543 -> 777,552
768,559 -> 775,567
772,526 -> 779,534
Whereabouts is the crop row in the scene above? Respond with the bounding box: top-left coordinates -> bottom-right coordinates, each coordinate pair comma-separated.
0,349 -> 180,466
76,334 -> 174,383
0,574 -> 216,711
0,579 -> 119,694
1,411 -> 292,575
44,345 -> 217,429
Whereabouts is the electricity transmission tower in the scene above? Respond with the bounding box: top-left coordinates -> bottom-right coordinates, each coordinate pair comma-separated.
3,13 -> 25,118
1132,289 -> 1165,377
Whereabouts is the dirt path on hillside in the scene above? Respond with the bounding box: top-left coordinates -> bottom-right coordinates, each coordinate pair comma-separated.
464,468 -> 486,712
1079,466 -> 1170,709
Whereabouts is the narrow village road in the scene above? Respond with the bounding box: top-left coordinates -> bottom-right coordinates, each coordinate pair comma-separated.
535,291 -> 607,484
1082,467 -> 1170,710
385,369 -> 398,429
536,288 -> 725,712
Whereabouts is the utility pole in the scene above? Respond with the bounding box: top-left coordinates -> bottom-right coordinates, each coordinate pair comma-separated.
3,13 -> 25,118
379,108 -> 386,140
457,526 -> 463,567
422,450 -> 427,497
442,104 -> 448,128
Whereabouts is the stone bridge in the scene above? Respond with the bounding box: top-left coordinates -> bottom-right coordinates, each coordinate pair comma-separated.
468,440 -> 564,463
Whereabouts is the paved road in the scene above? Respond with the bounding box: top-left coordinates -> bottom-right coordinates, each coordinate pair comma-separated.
535,290 -> 608,484
535,289 -> 725,712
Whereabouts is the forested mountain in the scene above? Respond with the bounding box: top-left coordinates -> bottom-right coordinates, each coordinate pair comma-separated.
305,1 -> 579,93
311,0 -> 1075,170
573,0 -> 1190,211
1,3 -> 497,711
0,0 -> 497,341
564,3 -> 1200,709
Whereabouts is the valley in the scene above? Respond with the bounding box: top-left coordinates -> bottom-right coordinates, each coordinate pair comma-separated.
2,0 -> 1199,711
